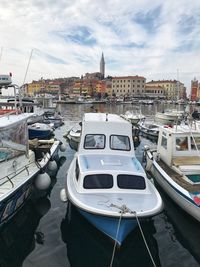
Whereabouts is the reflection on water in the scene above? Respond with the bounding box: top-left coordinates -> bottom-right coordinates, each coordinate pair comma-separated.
0,197 -> 51,267
158,186 -> 200,264
60,203 -> 161,267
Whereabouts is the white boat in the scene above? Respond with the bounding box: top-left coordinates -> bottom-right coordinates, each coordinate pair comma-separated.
60,113 -> 163,246
154,109 -> 184,124
0,74 -> 12,87
144,123 -> 200,222
121,110 -> 145,125
0,113 -> 62,225
138,120 -> 160,138
64,122 -> 82,143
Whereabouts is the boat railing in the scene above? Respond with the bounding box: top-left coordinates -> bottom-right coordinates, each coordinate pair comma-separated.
0,164 -> 31,188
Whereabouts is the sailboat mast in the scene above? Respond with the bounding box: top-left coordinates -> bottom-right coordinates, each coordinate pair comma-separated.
0,47 -> 3,65
22,49 -> 33,86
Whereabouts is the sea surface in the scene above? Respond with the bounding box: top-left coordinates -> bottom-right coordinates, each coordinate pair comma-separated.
1,102 -> 200,267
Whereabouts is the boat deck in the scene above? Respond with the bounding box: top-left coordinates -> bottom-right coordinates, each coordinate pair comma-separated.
157,160 -> 200,192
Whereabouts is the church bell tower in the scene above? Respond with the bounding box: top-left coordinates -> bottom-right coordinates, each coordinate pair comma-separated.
100,53 -> 105,79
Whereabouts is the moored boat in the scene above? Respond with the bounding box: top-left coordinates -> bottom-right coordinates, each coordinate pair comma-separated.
144,123 -> 200,222
121,110 -> 145,125
138,120 -> 160,138
28,123 -> 54,139
60,113 -> 163,246
0,113 -> 62,225
154,109 -> 184,124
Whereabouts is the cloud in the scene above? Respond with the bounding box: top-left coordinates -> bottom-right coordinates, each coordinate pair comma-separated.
0,0 -> 200,94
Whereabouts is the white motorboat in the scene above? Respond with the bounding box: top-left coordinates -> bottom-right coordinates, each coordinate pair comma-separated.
121,110 -> 145,125
154,109 -> 184,124
60,113 -> 163,246
0,112 -> 61,225
138,120 -> 160,138
64,122 -> 82,143
144,122 -> 200,222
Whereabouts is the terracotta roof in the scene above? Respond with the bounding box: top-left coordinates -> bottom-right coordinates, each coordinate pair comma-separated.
112,75 -> 145,80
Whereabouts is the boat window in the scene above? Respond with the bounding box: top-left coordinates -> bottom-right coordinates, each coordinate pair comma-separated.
161,136 -> 167,149
117,174 -> 146,189
190,137 -> 200,150
176,137 -> 188,151
83,174 -> 113,189
110,135 -> 130,151
84,134 -> 105,149
75,160 -> 80,181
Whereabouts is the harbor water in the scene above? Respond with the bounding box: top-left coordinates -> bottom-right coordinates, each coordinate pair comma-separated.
1,103 -> 200,267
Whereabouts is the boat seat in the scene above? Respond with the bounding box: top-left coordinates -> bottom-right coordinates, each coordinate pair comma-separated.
178,165 -> 200,172
172,156 -> 200,166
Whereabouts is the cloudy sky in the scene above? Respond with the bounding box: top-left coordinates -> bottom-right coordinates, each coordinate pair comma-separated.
0,0 -> 200,94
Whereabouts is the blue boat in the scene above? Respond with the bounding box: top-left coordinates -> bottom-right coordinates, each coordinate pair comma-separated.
60,113 -> 163,246
28,123 -> 54,139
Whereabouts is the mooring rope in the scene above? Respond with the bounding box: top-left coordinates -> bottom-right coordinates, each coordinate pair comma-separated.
133,211 -> 157,267
109,205 -> 157,267
109,209 -> 123,267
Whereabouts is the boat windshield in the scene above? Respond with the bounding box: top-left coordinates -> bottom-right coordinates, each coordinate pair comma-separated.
0,121 -> 28,162
84,134 -> 105,149
110,135 -> 130,151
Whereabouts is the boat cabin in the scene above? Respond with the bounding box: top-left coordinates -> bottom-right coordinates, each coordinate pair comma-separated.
74,154 -> 147,193
74,113 -> 148,193
0,74 -> 12,87
78,113 -> 134,154
157,125 -> 200,168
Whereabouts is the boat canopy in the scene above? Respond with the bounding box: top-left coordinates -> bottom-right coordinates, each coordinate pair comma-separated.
0,114 -> 31,161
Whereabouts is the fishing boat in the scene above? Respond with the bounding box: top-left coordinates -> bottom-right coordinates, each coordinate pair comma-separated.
60,113 -> 163,246
0,112 -> 61,225
144,123 -> 200,222
28,123 -> 54,139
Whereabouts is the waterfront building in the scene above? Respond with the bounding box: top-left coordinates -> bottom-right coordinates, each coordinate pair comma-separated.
145,85 -> 165,99
26,79 -> 46,96
111,75 -> 146,97
95,80 -> 106,97
190,78 -> 200,101
146,80 -> 185,100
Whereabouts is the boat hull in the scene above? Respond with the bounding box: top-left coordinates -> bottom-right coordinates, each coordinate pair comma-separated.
28,129 -> 53,139
0,176 -> 34,225
78,208 -> 138,246
146,156 -> 200,222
